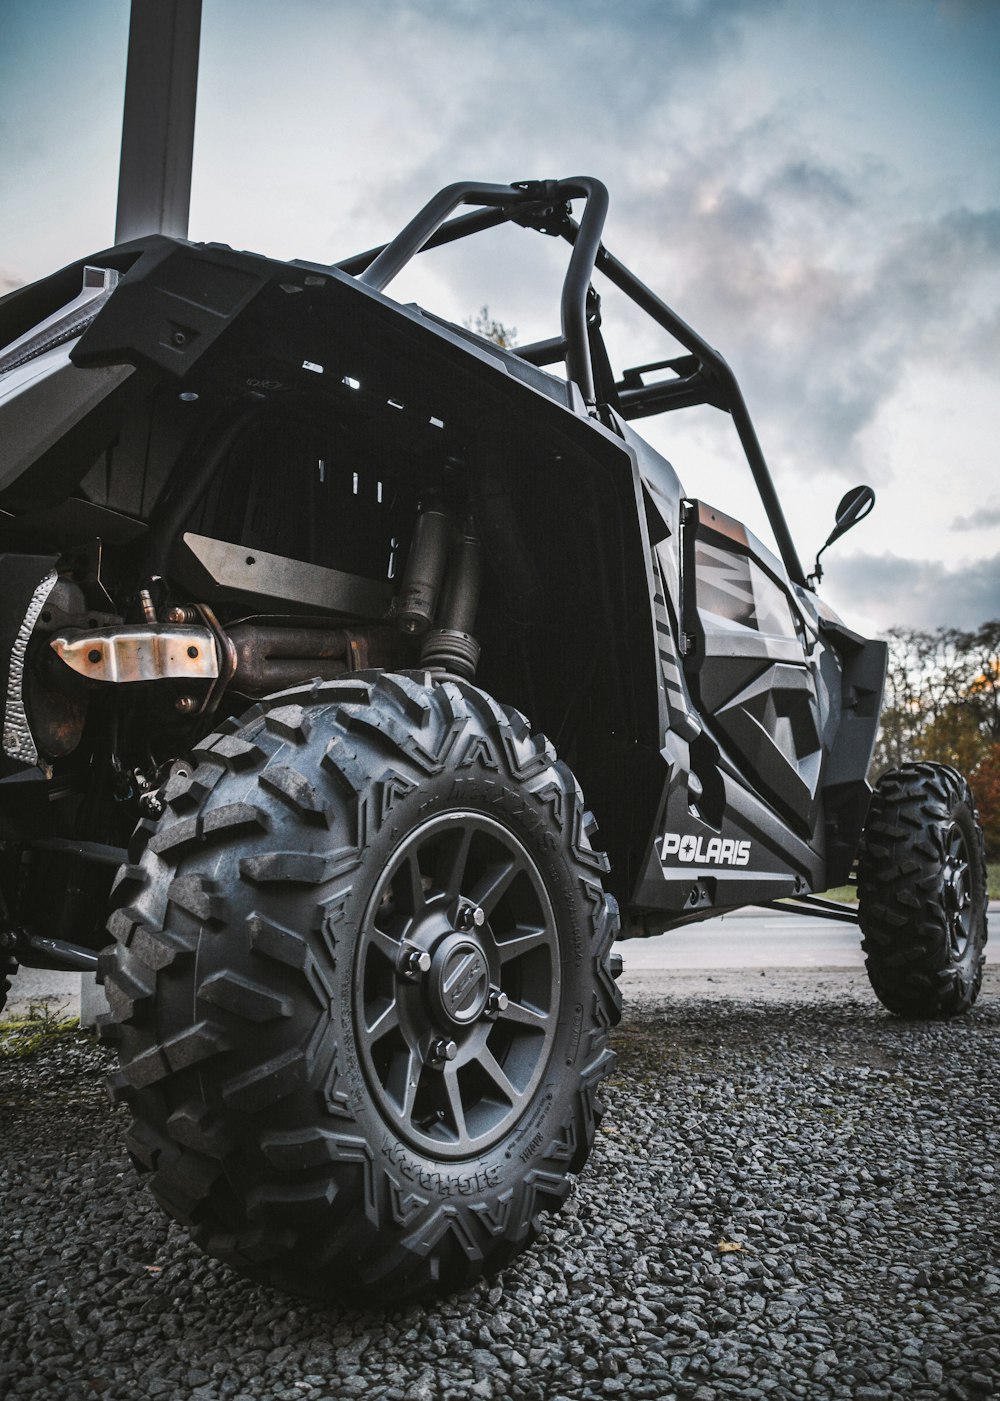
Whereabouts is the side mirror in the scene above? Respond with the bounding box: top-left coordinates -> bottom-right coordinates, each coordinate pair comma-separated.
810,484 -> 875,585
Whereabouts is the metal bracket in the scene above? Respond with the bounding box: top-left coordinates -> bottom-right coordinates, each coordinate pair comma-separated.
50,624 -> 219,684
511,190 -> 573,237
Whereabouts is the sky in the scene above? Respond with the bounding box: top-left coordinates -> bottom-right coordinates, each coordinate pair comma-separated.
1,0 -> 998,637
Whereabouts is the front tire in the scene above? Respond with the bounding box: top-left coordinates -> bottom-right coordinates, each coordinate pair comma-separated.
857,762 -> 988,1017
100,673 -> 621,1302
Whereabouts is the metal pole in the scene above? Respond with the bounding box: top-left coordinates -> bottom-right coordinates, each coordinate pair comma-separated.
114,0 -> 203,244
85,0 -> 203,1021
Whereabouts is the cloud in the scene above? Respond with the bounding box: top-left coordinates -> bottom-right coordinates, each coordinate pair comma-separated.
765,160 -> 860,211
5,0 -> 994,592
951,499 -> 1000,531
606,118 -> 1000,485
183,0 -> 999,512
823,550 -> 1000,630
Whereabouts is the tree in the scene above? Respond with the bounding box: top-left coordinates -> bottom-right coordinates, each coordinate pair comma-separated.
465,305 -> 517,349
871,621 -> 1000,854
971,744 -> 1000,858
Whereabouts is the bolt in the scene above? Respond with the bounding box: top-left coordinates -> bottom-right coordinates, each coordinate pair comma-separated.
485,986 -> 508,1019
457,904 -> 485,931
399,944 -> 431,979
87,649 -> 102,664
175,695 -> 199,714
429,1038 -> 458,1064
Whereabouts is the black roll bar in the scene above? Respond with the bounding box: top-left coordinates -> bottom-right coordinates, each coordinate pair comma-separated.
347,177 -> 610,407
336,202 -> 519,277
334,177 -> 807,588
355,182 -> 523,292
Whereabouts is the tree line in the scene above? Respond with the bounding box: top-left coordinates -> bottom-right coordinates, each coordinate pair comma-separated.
872,621 -> 1000,856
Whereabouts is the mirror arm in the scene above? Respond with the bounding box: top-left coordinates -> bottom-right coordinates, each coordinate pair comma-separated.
809,543 -> 829,588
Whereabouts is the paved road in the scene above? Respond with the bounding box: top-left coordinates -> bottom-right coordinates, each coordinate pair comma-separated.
619,908 -> 866,970
3,909 -> 866,1020
5,905 -> 995,1019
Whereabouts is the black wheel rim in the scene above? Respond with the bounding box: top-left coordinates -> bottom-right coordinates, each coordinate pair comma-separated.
355,812 -> 562,1160
942,821 -> 973,959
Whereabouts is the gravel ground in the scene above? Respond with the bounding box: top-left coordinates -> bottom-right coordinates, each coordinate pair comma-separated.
2,965 -> 999,1401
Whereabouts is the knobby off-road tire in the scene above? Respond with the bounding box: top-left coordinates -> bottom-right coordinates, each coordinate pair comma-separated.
99,672 -> 621,1303
857,762 -> 988,1018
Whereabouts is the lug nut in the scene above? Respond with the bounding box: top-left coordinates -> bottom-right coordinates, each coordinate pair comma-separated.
429,1037 -> 458,1064
457,904 -> 485,931
485,986 -> 508,1018
399,944 -> 431,979
139,791 -> 164,819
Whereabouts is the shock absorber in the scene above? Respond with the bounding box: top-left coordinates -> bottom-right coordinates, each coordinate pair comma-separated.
420,518 -> 483,679
395,501 -> 455,635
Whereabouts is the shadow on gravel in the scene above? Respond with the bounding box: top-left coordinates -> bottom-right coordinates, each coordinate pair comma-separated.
2,977 -> 998,1401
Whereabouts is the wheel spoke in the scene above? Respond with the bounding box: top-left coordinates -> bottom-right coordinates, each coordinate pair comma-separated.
468,857 -> 520,920
497,923 -> 549,965
398,1047 -> 422,1124
438,825 -> 474,903
475,1046 -> 519,1106
397,850 -> 426,920
366,999 -> 399,1041
498,997 -> 549,1028
943,822 -> 973,955
368,926 -> 403,965
442,1064 -> 468,1144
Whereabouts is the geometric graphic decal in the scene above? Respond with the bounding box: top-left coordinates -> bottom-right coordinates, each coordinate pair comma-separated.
687,503 -> 823,832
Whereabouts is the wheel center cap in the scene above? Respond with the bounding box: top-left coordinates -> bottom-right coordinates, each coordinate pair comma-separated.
429,933 -> 490,1027
944,865 -> 961,911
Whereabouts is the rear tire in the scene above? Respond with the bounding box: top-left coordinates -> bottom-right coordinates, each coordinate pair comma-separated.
100,672 -> 621,1303
857,762 -> 988,1017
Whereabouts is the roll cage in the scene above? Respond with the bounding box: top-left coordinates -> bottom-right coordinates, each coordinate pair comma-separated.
334,176 -> 807,589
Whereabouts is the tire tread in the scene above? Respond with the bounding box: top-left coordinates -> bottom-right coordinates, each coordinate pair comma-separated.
857,762 -> 988,1017
101,672 -> 621,1303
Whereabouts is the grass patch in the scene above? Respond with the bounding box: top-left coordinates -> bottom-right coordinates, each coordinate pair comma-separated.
0,999 -> 80,1059
819,883 -> 858,904
807,878 -> 860,903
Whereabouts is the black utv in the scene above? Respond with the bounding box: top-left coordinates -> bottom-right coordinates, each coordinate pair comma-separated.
0,178 -> 988,1302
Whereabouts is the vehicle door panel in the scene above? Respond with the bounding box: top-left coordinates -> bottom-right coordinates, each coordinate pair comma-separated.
682,500 -> 823,834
